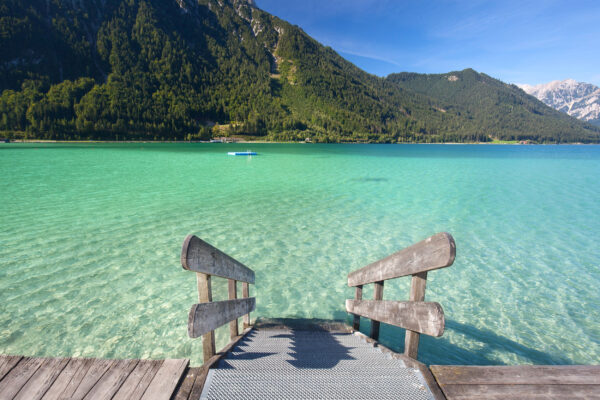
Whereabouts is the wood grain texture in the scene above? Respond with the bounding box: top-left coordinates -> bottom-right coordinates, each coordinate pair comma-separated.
228,279 -> 239,340
352,286 -> 362,331
242,282 -> 250,327
172,367 -> 200,400
0,355 -> 23,381
196,273 -> 215,362
431,365 -> 600,400
346,299 -> 444,337
41,358 -> 91,400
405,271 -> 428,359
140,359 -> 188,400
13,357 -> 69,400
188,298 -> 256,338
112,360 -> 163,400
0,357 -> 189,400
370,281 -> 384,340
82,359 -> 139,400
430,365 -> 600,385
181,235 -> 254,283
347,232 -> 455,286
0,357 -> 45,400
438,383 -> 600,399
67,359 -> 115,399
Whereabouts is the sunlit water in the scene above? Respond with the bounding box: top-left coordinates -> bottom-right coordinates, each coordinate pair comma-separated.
1,143 -> 599,366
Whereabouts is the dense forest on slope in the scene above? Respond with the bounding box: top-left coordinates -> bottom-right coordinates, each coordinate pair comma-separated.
1,0 -> 599,143
387,70 -> 600,143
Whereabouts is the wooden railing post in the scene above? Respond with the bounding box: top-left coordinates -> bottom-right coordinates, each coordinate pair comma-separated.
404,271 -> 427,359
371,281 -> 384,340
197,273 -> 216,362
352,285 -> 363,330
345,233 -> 455,361
228,279 -> 238,339
242,282 -> 250,328
183,235 -> 256,365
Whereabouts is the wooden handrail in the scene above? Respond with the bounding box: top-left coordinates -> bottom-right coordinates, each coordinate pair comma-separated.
347,232 -> 455,287
346,232 -> 456,360
189,298 -> 256,338
346,300 -> 444,337
181,235 -> 255,284
182,235 -> 255,362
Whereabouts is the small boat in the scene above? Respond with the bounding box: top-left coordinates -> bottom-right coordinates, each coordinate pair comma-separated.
228,151 -> 257,156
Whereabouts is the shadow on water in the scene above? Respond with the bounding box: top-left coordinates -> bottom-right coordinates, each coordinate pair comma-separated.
370,318 -> 574,366
349,177 -> 389,183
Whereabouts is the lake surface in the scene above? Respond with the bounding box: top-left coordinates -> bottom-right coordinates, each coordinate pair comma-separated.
1,143 -> 599,366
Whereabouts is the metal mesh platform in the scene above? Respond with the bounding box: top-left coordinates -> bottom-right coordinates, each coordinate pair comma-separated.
199,328 -> 435,399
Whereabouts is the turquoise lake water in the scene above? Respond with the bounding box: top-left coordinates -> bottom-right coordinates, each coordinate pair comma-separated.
1,143 -> 599,366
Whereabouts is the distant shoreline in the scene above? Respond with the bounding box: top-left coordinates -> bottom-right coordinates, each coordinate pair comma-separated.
2,139 -> 597,145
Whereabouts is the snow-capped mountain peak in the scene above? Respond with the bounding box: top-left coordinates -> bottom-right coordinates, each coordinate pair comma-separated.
518,79 -> 600,125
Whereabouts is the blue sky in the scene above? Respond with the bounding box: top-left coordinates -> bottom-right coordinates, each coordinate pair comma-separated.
255,0 -> 600,86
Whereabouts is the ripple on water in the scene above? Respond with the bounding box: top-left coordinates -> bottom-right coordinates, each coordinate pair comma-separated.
1,143 -> 599,366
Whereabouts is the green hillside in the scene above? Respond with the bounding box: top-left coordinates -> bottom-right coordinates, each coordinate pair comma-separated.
0,0 -> 598,142
387,69 -> 600,143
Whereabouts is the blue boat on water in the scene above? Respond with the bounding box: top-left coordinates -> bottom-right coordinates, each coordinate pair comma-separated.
228,151 -> 257,156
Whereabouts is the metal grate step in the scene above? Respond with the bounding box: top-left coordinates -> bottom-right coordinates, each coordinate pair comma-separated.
201,370 -> 433,400
199,328 -> 435,400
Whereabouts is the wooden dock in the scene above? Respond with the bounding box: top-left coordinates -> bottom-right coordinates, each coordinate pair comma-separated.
2,232 -> 599,399
430,365 -> 600,399
177,232 -> 600,399
3,338 -> 600,399
0,355 -> 189,400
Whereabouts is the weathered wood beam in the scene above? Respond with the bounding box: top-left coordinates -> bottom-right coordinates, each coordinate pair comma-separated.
181,235 -> 255,284
188,298 -> 256,339
0,355 -> 23,381
0,357 -> 46,399
112,360 -> 163,400
196,273 -> 215,362
140,359 -> 189,400
242,282 -> 250,328
352,285 -> 362,331
347,232 -> 455,287
228,279 -> 238,340
370,281 -> 384,340
346,299 -> 444,337
429,365 -> 600,385
439,383 -> 599,399
405,271 -> 427,359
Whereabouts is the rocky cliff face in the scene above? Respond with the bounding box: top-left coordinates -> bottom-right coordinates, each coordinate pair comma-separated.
519,79 -> 600,126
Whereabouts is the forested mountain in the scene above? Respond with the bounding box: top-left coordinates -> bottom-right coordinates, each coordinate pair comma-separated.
1,0 -> 598,143
387,70 -> 600,143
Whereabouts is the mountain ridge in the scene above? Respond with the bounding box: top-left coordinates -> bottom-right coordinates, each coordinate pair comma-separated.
387,69 -> 600,142
518,79 -> 600,127
0,0 -> 598,143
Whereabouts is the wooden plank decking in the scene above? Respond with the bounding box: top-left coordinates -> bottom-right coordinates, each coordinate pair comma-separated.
430,365 -> 600,399
2,337 -> 600,399
0,355 -> 188,400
